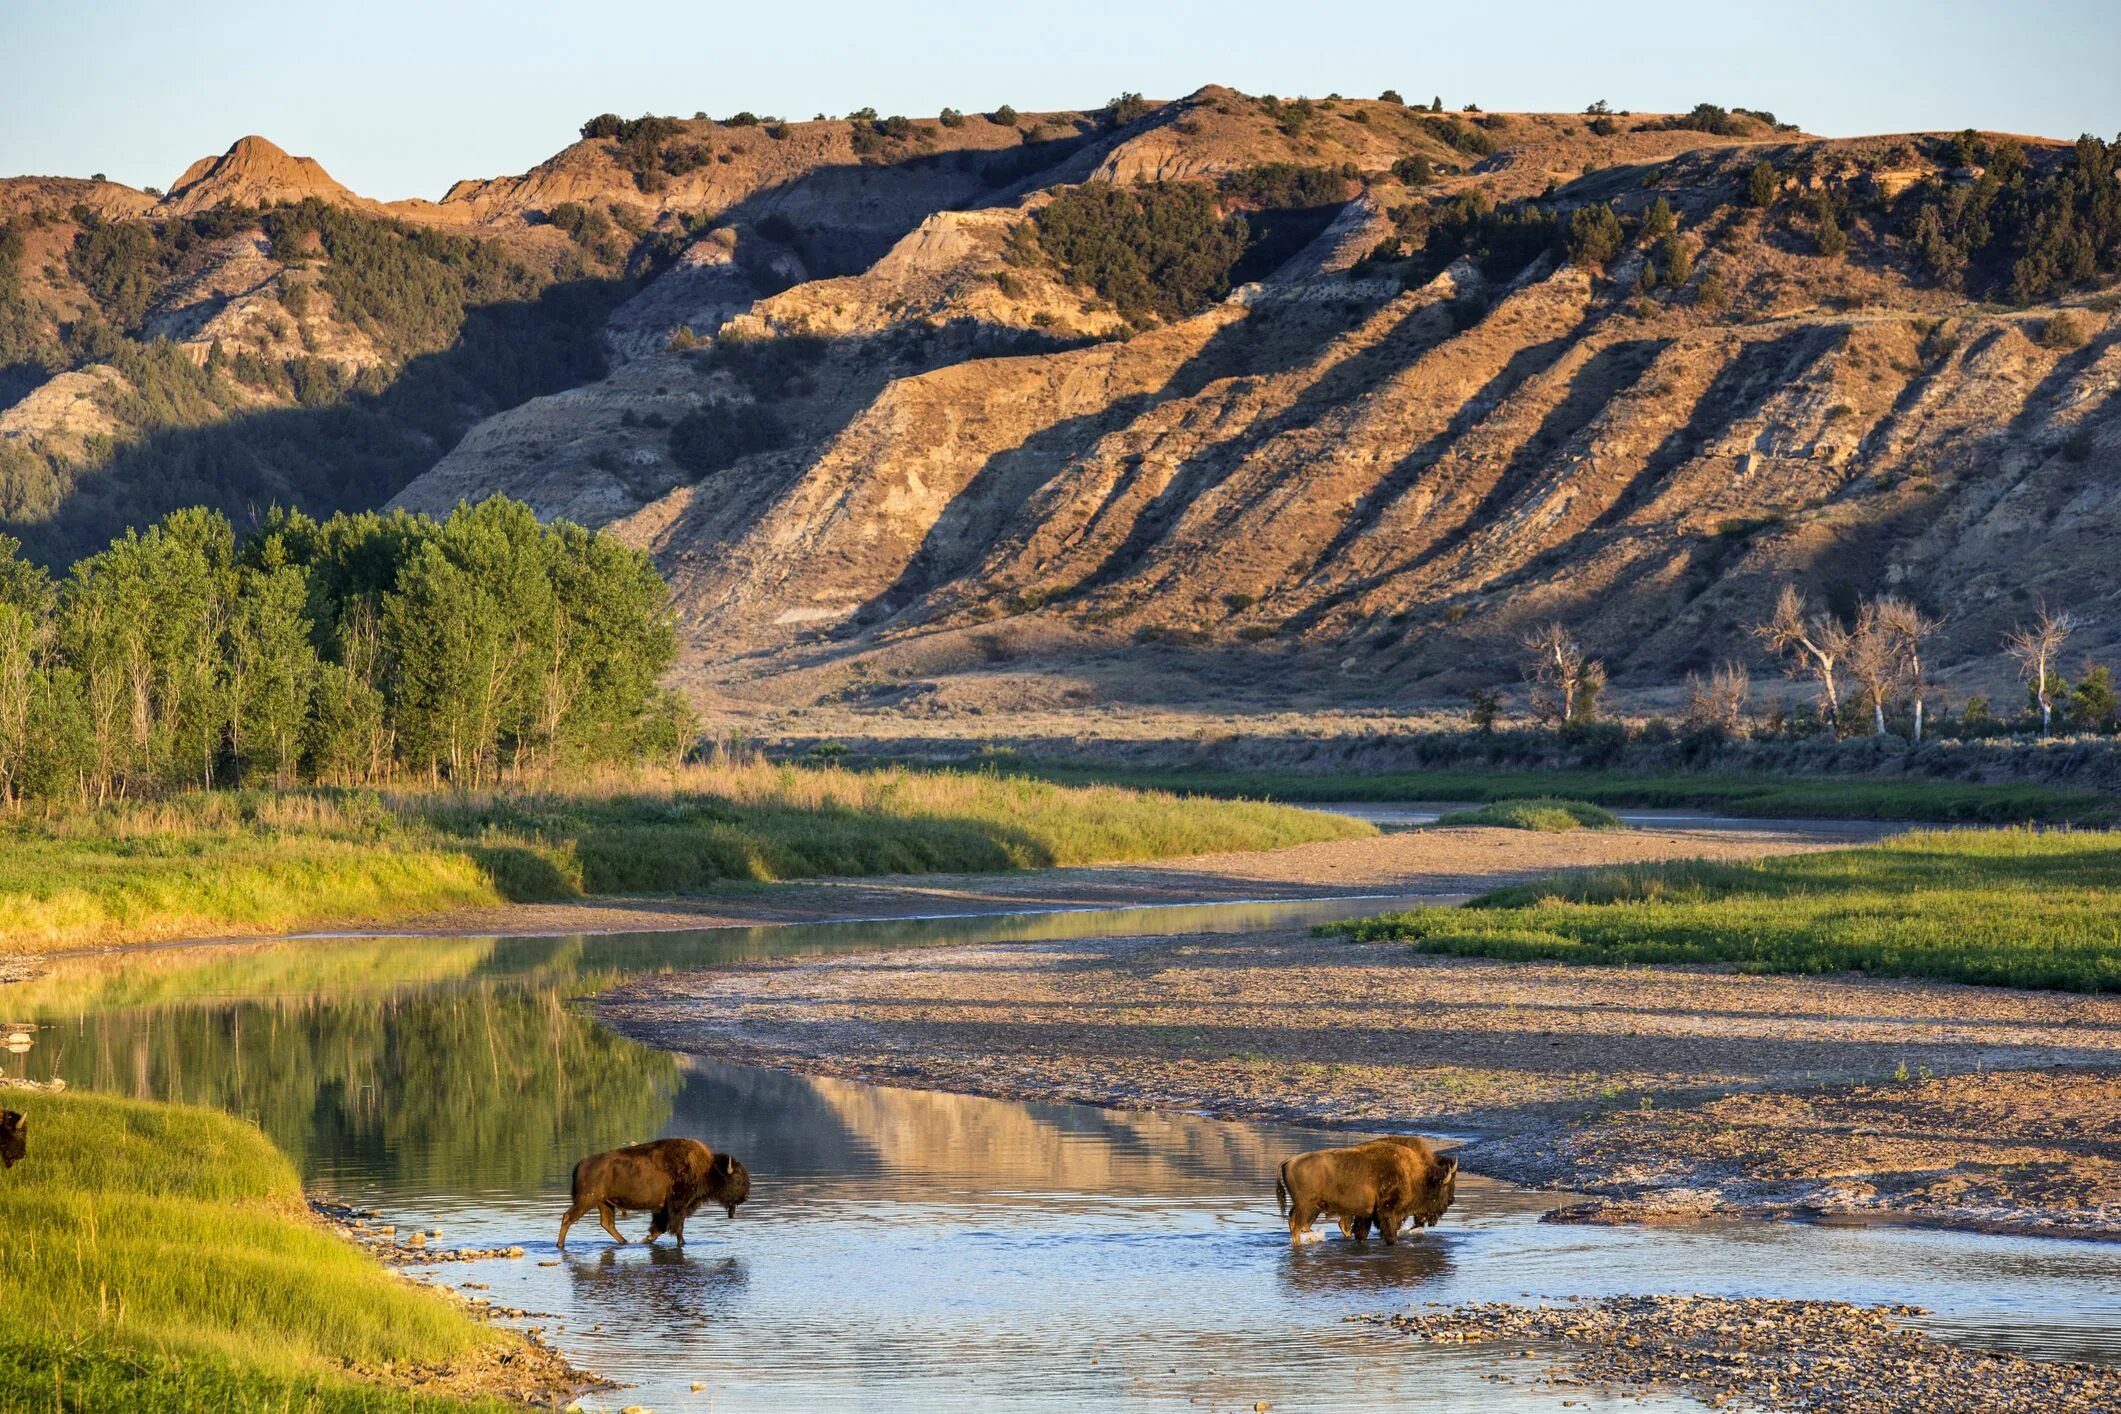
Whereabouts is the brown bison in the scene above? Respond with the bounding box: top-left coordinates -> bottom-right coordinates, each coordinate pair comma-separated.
557,1138 -> 750,1250
1276,1135 -> 1458,1244
0,1111 -> 23,1170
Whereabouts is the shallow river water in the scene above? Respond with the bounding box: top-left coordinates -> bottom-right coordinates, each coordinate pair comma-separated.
9,893 -> 2121,1411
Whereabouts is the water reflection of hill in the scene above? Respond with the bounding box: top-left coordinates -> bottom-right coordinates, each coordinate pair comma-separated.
673,1058 -> 1317,1198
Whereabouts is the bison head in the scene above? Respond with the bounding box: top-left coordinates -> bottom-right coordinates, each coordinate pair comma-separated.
1418,1153 -> 1459,1225
0,1110 -> 25,1170
710,1151 -> 750,1218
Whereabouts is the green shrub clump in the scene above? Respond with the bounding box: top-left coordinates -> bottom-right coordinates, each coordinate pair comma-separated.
1435,797 -> 1625,832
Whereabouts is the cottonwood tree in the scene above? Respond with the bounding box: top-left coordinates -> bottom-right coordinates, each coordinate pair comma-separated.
1875,596 -> 1941,743
226,555 -> 316,787
384,500 -> 557,787
1682,661 -> 1752,735
1521,622 -> 1605,726
1846,601 -> 1900,737
2004,606 -> 2075,737
0,535 -> 51,808
1756,586 -> 1848,738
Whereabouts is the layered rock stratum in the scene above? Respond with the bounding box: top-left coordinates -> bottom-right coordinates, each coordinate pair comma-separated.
4,90 -> 2117,708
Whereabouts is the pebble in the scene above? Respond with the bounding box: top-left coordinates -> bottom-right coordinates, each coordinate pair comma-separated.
1362,1295 -> 2121,1412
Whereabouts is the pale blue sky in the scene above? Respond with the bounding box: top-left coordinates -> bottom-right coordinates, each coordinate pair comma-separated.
6,1 -> 2119,201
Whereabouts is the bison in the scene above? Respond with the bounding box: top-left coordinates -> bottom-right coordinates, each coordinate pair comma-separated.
1276,1135 -> 1458,1244
0,1111 -> 22,1169
557,1138 -> 750,1250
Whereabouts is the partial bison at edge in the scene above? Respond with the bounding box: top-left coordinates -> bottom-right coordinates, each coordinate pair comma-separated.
1277,1136 -> 1457,1243
558,1137 -> 750,1249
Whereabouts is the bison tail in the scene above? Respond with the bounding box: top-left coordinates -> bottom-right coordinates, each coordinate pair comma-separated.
1275,1161 -> 1289,1218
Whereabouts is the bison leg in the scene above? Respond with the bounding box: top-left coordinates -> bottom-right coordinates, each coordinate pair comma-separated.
557,1200 -> 594,1251
1288,1199 -> 1323,1242
1377,1212 -> 1403,1246
647,1206 -> 671,1244
597,1202 -> 628,1245
669,1210 -> 688,1246
1349,1213 -> 1373,1242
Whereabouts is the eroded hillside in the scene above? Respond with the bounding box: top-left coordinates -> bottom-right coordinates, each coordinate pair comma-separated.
6,91 -> 2118,707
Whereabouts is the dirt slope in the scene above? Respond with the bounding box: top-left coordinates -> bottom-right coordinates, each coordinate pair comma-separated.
8,89 -> 2118,708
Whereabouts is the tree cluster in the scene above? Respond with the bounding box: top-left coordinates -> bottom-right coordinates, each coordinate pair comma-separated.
0,498 -> 682,807
1032,180 -> 1249,322
1902,133 -> 2121,302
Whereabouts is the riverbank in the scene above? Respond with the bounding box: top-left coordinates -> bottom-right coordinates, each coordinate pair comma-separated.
296,815 -> 1867,941
0,1088 -> 584,1410
599,920 -> 2121,1237
1362,1295 -> 2121,1412
0,763 -> 1364,954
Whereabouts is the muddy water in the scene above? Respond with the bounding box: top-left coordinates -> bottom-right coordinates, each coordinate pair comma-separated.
8,895 -> 2120,1411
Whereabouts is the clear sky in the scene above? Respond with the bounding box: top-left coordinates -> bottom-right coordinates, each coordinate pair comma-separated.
6,0 -> 2119,202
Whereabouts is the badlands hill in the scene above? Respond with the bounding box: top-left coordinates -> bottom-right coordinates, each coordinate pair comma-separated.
3,91 -> 2118,714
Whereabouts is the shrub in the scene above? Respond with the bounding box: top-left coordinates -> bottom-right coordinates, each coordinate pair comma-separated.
1565,203 -> 1625,267
939,107 -> 965,128
668,400 -> 793,475
1392,154 -> 1435,186
723,111 -> 759,127
1103,92 -> 1155,127
2040,311 -> 2088,350
1746,160 -> 1778,208
1379,89 -> 1404,105
1659,231 -> 1692,285
1422,116 -> 1496,157
991,105 -> 1019,126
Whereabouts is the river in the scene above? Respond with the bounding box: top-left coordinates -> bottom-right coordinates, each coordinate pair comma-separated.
7,892 -> 2119,1410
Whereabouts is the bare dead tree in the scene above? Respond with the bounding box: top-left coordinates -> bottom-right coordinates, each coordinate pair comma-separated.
1682,660 -> 1752,735
1521,622 -> 1605,726
1846,601 -> 1898,737
2004,605 -> 2075,737
1874,596 -> 1941,743
1756,585 -> 1850,738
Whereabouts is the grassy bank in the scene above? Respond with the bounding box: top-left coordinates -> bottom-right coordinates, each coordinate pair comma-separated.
967,762 -> 2112,825
0,1091 -> 531,1411
0,763 -> 1369,953
1435,798 -> 1624,832
1326,828 -> 2121,991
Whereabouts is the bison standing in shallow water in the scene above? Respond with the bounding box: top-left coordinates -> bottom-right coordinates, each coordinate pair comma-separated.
1277,1135 -> 1457,1243
558,1138 -> 750,1250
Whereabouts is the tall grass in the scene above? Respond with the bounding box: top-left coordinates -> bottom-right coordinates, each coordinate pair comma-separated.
0,1091 -> 521,1411
0,763 -> 1370,953
1326,828 -> 2121,991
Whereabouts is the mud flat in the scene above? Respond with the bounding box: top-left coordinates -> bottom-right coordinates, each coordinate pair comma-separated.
600,926 -> 2121,1237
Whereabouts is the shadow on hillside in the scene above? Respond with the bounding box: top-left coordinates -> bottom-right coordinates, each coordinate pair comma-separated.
6,274 -> 629,565
5,131 -> 1127,568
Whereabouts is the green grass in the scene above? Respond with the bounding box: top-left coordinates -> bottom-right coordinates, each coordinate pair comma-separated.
0,1091 -> 522,1412
0,763 -> 1369,953
1434,797 -> 1625,832
966,763 -> 2114,825
1324,828 -> 2121,991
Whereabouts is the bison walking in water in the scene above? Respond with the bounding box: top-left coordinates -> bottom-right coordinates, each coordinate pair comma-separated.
0,1111 -> 23,1169
557,1138 -> 750,1250
1276,1135 -> 1457,1243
